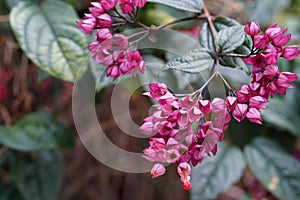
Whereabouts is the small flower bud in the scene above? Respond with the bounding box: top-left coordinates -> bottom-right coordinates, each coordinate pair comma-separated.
244,21 -> 260,36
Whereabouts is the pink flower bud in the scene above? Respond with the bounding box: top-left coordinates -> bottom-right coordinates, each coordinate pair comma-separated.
151,163 -> 166,178
96,28 -> 112,42
89,2 -> 104,17
120,0 -> 134,14
140,121 -> 154,136
198,100 -> 211,114
133,0 -> 147,8
282,46 -> 300,60
244,21 -> 260,36
96,13 -> 113,28
272,32 -> 291,47
246,108 -> 262,124
226,96 -> 237,111
76,14 -> 96,34
232,104 -> 248,122
249,96 -> 268,109
254,34 -> 269,49
106,65 -> 120,80
100,0 -> 117,10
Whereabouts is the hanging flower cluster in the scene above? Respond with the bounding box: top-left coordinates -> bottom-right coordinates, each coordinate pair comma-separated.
140,22 -> 299,190
229,22 -> 299,124
76,0 -> 147,80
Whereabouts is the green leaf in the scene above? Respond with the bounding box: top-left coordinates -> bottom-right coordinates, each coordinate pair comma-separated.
219,66 -> 251,90
245,137 -> 300,200
199,17 -> 242,50
215,26 -> 245,53
191,143 -> 246,200
10,150 -> 64,200
220,56 -> 250,74
0,111 -> 74,151
262,98 -> 300,137
166,48 -> 214,74
147,0 -> 203,13
0,182 -> 24,200
10,0 -> 88,82
239,194 -> 252,200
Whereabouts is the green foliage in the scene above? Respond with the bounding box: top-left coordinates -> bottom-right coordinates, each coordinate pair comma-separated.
10,150 -> 64,200
245,137 -> 300,200
215,26 -> 245,53
191,142 -> 246,200
166,48 -> 214,74
262,98 -> 300,137
10,0 -> 88,82
0,111 -> 74,151
0,182 -> 24,200
146,0 -> 203,13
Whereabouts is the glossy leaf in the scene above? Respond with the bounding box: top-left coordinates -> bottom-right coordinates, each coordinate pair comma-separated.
166,48 -> 214,74
191,143 -> 246,200
245,137 -> 300,200
0,111 -> 74,151
215,26 -> 245,53
147,0 -> 203,13
10,150 -> 64,200
10,0 -> 88,82
262,98 -> 300,137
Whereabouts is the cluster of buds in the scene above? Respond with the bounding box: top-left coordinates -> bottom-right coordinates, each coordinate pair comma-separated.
140,83 -> 231,190
76,0 -> 147,80
227,22 -> 299,124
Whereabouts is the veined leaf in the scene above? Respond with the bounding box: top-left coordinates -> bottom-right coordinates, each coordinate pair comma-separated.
166,48 -> 214,74
191,143 -> 246,200
0,111 -> 74,151
147,0 -> 203,13
10,0 -> 88,82
10,150 -> 64,200
262,98 -> 300,137
245,137 -> 300,200
215,26 -> 246,53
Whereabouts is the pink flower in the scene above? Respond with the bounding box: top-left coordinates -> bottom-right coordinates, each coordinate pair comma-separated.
100,0 -> 117,10
177,162 -> 192,190
119,0 -> 135,14
76,14 -> 96,34
106,65 -> 120,80
151,163 -> 166,178
237,85 -> 251,103
263,65 -> 280,80
96,13 -> 113,28
89,2 -> 104,17
254,34 -> 269,49
264,44 -> 281,65
140,121 -> 154,136
133,0 -> 147,8
243,54 -> 266,73
249,96 -> 268,109
232,104 -> 248,122
96,28 -> 112,42
282,46 -> 300,60
198,100 -> 211,114
246,108 -> 262,124
211,98 -> 226,113
244,21 -> 260,37
128,50 -> 146,76
226,96 -> 237,111
281,72 -> 297,83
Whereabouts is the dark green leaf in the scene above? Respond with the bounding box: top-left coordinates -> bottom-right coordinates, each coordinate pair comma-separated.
219,66 -> 251,90
262,98 -> 300,137
146,0 -> 203,13
216,26 -> 245,53
166,48 -> 214,74
220,57 -> 250,74
10,0 -> 88,82
0,111 -> 74,151
199,17 -> 242,51
0,182 -> 24,200
10,150 -> 64,200
191,143 -> 246,200
245,137 -> 300,200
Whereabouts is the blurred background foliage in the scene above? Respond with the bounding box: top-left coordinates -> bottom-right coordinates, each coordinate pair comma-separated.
0,0 -> 299,200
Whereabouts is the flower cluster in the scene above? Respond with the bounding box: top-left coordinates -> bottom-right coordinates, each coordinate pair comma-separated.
76,1 -> 147,80
140,83 -> 231,190
227,22 -> 299,124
